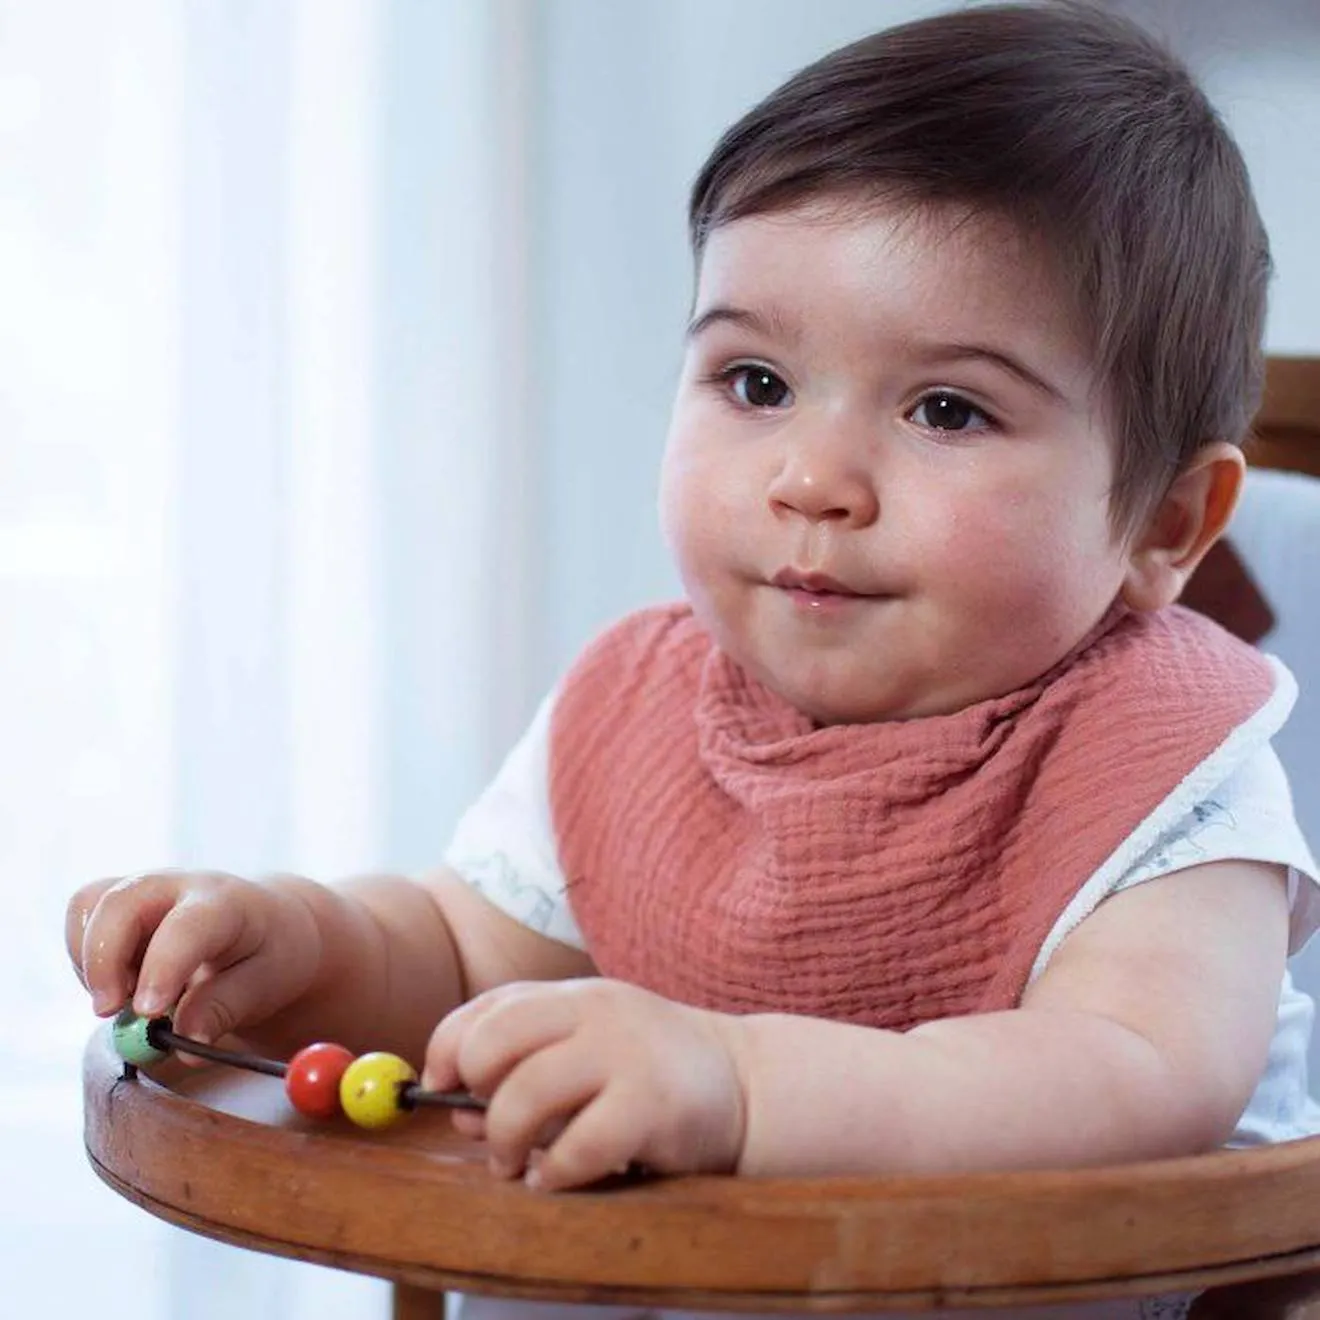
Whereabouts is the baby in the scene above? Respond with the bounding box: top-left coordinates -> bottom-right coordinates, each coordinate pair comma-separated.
68,3 -> 1318,1317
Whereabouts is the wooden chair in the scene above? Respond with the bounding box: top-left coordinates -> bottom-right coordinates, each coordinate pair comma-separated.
1251,356 -> 1320,479
1183,355 -> 1320,642
84,360 -> 1320,1320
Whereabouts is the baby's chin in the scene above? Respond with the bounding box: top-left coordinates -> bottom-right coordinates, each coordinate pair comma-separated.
747,659 -> 933,727
757,655 -> 1039,726
795,691 -> 944,728
694,601 -> 1026,724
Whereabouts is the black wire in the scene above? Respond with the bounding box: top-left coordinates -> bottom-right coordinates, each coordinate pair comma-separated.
148,1020 -> 287,1076
144,1017 -> 488,1112
399,1082 -> 487,1112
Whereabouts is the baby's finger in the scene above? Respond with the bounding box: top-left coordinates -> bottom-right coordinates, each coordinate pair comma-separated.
165,943 -> 279,1046
130,894 -> 256,1020
448,1109 -> 487,1140
482,1038 -> 603,1180
421,994 -> 503,1091
527,1087 -> 640,1192
423,982 -> 577,1095
65,877 -> 121,988
79,872 -> 196,1014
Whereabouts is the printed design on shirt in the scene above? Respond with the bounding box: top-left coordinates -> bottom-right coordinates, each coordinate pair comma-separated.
457,850 -> 559,935
1122,798 -> 1236,887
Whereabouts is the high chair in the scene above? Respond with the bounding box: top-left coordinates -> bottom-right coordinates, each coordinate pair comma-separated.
84,358 -> 1320,1320
1250,357 -> 1320,480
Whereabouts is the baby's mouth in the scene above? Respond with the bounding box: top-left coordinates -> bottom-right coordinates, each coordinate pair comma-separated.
768,567 -> 896,615
772,568 -> 869,597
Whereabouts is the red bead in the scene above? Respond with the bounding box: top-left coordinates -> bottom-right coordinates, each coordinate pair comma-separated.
285,1042 -> 355,1120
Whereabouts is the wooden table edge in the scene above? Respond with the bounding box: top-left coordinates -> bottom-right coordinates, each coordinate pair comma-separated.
84,1029 -> 1320,1307
81,1145 -> 1320,1313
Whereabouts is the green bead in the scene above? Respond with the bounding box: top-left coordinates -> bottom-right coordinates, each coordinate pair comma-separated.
112,1008 -> 169,1065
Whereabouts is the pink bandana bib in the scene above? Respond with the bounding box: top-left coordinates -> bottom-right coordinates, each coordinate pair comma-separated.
550,604 -> 1279,1029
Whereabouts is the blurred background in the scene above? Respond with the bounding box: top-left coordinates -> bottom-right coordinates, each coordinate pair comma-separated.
3,0 -> 1317,1315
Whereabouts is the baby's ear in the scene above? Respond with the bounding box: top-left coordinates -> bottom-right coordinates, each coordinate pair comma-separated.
1120,442 -> 1246,613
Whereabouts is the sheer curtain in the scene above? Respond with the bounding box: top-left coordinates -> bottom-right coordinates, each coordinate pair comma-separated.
1,2 -> 184,1315
6,1 -> 535,1315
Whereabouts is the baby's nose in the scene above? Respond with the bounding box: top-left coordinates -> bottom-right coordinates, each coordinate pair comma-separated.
767,445 -> 879,527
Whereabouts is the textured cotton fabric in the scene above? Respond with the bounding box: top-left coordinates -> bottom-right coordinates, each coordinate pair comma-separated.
447,703 -> 1317,956
548,603 -> 1283,1030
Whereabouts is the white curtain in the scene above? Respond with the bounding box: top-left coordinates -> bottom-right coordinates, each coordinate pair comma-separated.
5,1 -> 535,1315
1,3 -> 187,1315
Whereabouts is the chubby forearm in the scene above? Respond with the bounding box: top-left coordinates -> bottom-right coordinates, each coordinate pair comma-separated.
726,862 -> 1287,1178
725,1007 -> 1235,1178
246,867 -> 593,1065
244,873 -> 464,1065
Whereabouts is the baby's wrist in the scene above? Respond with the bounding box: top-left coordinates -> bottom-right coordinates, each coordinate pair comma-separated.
701,1008 -> 758,1174
259,874 -> 331,992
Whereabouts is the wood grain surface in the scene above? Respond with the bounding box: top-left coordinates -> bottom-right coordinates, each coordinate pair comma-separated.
1252,357 -> 1320,477
83,1029 -> 1320,1312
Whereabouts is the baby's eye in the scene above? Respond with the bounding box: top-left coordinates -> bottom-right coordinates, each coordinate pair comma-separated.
723,365 -> 794,409
908,391 -> 993,433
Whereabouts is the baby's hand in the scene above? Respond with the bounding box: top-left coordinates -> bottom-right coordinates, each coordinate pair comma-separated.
422,978 -> 747,1190
65,870 -> 322,1045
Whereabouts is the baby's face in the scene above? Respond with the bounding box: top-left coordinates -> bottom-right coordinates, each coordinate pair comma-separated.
660,201 -> 1138,724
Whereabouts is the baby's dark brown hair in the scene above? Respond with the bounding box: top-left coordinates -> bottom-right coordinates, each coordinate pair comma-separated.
688,1 -> 1271,532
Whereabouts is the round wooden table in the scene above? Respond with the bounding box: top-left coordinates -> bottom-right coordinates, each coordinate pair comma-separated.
83,1028 -> 1320,1317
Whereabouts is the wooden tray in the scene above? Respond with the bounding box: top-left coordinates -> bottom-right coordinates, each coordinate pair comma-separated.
83,1027 -> 1320,1312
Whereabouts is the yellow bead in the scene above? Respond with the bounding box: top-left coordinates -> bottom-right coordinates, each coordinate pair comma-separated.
338,1052 -> 416,1130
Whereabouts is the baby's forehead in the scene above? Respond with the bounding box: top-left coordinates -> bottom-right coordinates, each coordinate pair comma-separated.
702,198 -> 1070,303
696,200 -> 1095,375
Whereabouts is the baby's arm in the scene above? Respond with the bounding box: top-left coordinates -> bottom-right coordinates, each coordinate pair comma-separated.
419,858 -> 1290,1189
66,865 -> 592,1065
728,858 -> 1289,1175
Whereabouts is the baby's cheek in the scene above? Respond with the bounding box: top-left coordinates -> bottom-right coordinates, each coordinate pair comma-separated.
661,451 -> 746,575
658,440 -> 712,555
933,506 -> 1104,644
925,501 -> 1036,591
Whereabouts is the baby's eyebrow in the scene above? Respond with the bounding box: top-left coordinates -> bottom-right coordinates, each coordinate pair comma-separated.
686,303 -> 801,346
687,309 -> 1072,405
911,341 -> 1068,405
